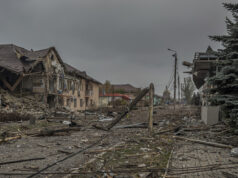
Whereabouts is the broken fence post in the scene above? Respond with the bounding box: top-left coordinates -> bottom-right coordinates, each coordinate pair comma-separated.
92,87 -> 150,131
148,83 -> 154,134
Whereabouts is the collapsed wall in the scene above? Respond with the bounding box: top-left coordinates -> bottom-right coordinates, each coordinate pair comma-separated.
0,88 -> 50,122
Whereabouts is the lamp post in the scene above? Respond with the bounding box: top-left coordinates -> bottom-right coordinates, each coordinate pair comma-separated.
168,48 -> 177,110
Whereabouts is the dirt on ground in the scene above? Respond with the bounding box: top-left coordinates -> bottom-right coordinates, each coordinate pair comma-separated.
0,105 -> 237,178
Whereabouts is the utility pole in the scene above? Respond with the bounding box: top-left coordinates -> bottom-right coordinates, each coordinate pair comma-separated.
178,74 -> 180,102
112,86 -> 115,108
168,49 -> 177,110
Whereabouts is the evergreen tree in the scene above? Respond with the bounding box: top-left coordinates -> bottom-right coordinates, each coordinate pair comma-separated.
207,3 -> 238,129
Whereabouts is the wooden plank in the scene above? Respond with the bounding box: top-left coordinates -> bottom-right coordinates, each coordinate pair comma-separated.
11,74 -> 24,91
0,74 -> 23,91
173,136 -> 233,149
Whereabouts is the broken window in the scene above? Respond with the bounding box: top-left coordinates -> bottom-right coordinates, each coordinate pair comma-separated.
50,54 -> 55,60
64,79 -> 67,91
86,98 -> 89,107
67,98 -> 71,107
59,77 -> 64,90
80,82 -> 83,91
80,99 -> 84,107
77,81 -> 80,96
67,80 -> 71,91
74,98 -> 77,108
58,96 -> 64,105
72,81 -> 75,94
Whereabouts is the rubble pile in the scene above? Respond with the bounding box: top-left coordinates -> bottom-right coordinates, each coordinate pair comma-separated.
0,88 -> 50,121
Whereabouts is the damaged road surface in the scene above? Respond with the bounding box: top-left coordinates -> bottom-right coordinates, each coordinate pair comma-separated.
0,105 -> 237,178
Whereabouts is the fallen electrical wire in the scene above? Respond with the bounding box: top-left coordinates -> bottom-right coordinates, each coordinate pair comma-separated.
26,133 -> 109,178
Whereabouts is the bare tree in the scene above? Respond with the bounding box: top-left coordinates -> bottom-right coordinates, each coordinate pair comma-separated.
181,77 -> 195,104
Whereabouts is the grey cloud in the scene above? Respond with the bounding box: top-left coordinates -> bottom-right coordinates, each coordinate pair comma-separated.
0,0 -> 232,94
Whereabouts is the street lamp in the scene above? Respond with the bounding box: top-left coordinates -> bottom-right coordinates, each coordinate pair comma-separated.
168,48 -> 178,110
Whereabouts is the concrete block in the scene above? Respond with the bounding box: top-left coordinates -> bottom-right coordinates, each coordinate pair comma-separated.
201,106 -> 220,125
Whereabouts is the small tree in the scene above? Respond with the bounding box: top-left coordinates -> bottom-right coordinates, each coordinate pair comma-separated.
181,77 -> 195,104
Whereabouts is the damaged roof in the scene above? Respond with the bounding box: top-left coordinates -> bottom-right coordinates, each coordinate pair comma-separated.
0,44 -> 29,73
0,44 -> 101,84
64,63 -> 101,84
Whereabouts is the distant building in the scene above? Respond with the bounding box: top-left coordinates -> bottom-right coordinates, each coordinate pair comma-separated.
99,93 -> 131,107
111,84 -> 140,99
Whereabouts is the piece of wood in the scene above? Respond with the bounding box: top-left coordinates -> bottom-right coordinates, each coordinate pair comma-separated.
114,122 -> 157,129
163,147 -> 174,178
0,135 -> 21,143
84,147 -> 123,154
28,127 -> 81,137
148,83 -> 154,134
58,150 -> 73,155
153,128 -> 175,135
173,136 -> 233,149
0,74 -> 23,92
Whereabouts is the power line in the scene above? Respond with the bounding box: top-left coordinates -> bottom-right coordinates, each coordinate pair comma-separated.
26,134 -> 109,178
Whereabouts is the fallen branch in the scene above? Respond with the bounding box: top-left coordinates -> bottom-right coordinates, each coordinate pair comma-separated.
154,126 -> 181,136
183,127 -> 209,132
154,129 -> 174,135
0,135 -> 21,143
114,122 -> 157,129
58,150 -> 73,155
0,157 -> 45,165
173,136 -> 233,149
84,147 -> 123,154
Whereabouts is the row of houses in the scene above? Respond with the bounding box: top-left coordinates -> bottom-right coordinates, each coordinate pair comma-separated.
0,44 -> 101,111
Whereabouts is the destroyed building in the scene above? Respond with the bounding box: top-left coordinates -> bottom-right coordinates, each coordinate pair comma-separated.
183,46 -> 218,89
0,44 -> 101,112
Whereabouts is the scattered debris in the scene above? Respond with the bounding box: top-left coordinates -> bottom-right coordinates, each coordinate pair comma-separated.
0,135 -> 21,143
28,127 -> 81,137
231,148 -> 238,157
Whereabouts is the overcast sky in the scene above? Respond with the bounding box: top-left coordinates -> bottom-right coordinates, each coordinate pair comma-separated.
0,0 -> 236,94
